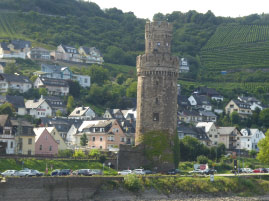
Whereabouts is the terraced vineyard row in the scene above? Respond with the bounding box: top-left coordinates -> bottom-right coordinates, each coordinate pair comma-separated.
203,24 -> 269,50
0,13 -> 21,39
200,24 -> 269,72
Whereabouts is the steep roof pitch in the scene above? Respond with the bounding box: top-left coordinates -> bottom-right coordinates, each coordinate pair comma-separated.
60,44 -> 78,54
192,95 -> 210,105
232,99 -> 251,109
10,120 -> 35,136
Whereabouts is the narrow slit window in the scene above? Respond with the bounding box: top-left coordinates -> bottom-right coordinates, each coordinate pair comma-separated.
153,113 -> 159,121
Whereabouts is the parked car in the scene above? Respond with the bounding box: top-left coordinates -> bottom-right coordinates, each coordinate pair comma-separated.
144,170 -> 156,175
240,168 -> 253,173
58,169 -> 71,176
118,170 -> 132,175
231,169 -> 243,174
17,169 -> 36,177
90,169 -> 102,175
189,169 -> 204,174
77,169 -> 92,176
51,169 -> 61,176
203,169 -> 217,175
133,169 -> 146,175
32,170 -> 44,176
253,168 -> 266,173
167,169 -> 180,175
1,170 -> 19,177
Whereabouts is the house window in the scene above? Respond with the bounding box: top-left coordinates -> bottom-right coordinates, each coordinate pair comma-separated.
209,135 -> 212,137
45,135 -> 48,140
49,146 -> 52,151
153,113 -> 159,121
157,42 -> 161,46
121,137 -> 125,142
247,145 -> 249,147
230,104 -> 234,108
248,139 -> 250,141
10,141 -> 13,148
92,137 -> 95,142
28,150 -> 31,155
40,145 -> 42,150
56,140 -> 60,144
100,146 -> 102,149
214,135 -> 218,138
100,137 -> 103,141
28,138 -> 32,145
155,98 -> 159,104
84,78 -> 88,83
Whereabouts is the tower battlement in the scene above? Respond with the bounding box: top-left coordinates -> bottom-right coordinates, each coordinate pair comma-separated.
145,21 -> 173,54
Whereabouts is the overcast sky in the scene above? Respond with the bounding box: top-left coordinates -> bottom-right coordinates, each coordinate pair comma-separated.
90,0 -> 268,20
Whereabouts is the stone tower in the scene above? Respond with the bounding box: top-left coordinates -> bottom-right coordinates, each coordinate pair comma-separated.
135,21 -> 179,145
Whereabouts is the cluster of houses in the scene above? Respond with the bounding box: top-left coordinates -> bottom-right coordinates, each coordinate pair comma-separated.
0,63 -> 91,97
0,108 -> 136,155
0,40 -> 104,64
177,86 -> 267,151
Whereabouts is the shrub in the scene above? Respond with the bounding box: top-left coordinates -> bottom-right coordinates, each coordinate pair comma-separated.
197,155 -> 208,164
73,150 -> 86,158
58,150 -> 73,158
124,174 -> 143,192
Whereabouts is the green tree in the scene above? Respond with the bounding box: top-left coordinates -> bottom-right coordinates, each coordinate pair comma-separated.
73,149 -> 86,158
56,110 -> 62,117
0,103 -> 15,116
126,81 -> 137,98
89,149 -> 101,159
87,65 -> 109,85
67,95 -> 74,114
231,111 -> 240,125
80,133 -> 88,146
4,63 -> 20,74
38,88 -> 48,96
197,155 -> 208,164
249,150 -> 257,158
257,130 -> 269,163
259,109 -> 269,127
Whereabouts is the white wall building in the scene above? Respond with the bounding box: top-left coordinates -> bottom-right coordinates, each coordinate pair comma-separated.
240,129 -> 265,151
196,122 -> 219,146
25,99 -> 52,118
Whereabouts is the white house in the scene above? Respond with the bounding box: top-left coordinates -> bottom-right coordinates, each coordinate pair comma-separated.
0,73 -> 32,93
69,106 -> 96,120
25,99 -> 52,118
0,40 -> 31,59
240,128 -> 265,151
196,122 -> 219,146
72,74 -> 91,88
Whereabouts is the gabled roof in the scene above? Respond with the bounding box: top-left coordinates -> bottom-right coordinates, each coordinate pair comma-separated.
194,86 -> 221,97
11,40 -> 31,49
179,109 -> 201,116
41,64 -> 71,74
0,73 -> 32,83
196,122 -> 215,133
80,46 -> 101,55
200,110 -> 217,117
191,95 -> 210,105
69,106 -> 92,117
38,77 -> 69,87
232,99 -> 251,109
178,124 -> 210,141
0,42 -> 9,51
238,96 -> 260,103
34,127 -> 58,143
217,127 -> 238,136
31,47 -> 49,52
25,99 -> 49,109
0,115 -> 10,127
178,95 -> 190,106
5,95 -> 25,108
60,44 -> 78,54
